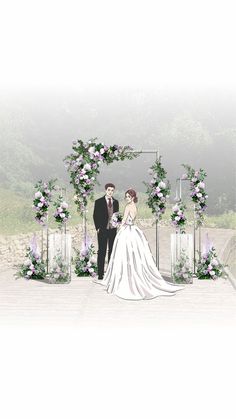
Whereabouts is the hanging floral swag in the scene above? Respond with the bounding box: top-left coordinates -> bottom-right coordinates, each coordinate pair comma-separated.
171,200 -> 187,233
64,139 -> 140,216
144,156 -> 171,220
33,179 -> 57,226
53,195 -> 71,227
33,179 -> 71,229
181,164 -> 208,227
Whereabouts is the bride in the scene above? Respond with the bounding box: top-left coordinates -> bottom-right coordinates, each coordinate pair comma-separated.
96,189 -> 184,300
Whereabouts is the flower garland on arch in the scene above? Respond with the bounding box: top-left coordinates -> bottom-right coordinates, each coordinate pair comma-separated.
64,139 -> 140,216
182,164 -> 208,227
144,157 -> 171,220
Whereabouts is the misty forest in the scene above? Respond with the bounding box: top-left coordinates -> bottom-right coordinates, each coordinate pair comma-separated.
0,86 -> 235,233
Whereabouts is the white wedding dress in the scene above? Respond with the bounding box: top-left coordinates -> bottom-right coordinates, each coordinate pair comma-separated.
100,213 -> 184,300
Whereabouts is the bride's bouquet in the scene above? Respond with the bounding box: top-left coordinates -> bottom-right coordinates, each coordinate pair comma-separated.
111,212 -> 123,228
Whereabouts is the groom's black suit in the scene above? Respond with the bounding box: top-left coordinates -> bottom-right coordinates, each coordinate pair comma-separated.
93,196 -> 119,279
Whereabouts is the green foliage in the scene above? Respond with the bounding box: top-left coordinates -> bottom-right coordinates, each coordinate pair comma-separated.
15,247 -> 46,280
50,255 -> 71,283
144,157 -> 171,219
196,247 -> 227,280
173,250 -> 193,284
74,244 -> 98,277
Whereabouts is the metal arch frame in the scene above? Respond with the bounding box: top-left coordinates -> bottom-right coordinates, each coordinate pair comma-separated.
175,177 -> 202,274
82,148 -> 161,268
133,149 -> 160,268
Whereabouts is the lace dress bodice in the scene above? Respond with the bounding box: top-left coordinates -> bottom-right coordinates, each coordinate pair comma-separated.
124,213 -> 136,226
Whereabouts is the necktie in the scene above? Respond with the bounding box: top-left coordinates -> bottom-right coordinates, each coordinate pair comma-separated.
108,198 -> 112,208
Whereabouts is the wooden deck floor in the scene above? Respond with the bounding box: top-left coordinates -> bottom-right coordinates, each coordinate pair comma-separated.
0,269 -> 235,329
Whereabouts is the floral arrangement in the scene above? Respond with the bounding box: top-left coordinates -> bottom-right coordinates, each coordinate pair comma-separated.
64,139 -> 140,216
111,212 -> 123,228
173,250 -> 193,284
144,157 -> 171,220
196,246 -> 226,280
53,195 -> 70,227
15,237 -> 46,280
74,239 -> 98,277
32,179 -> 57,226
171,200 -> 187,233
49,254 -> 71,283
182,165 -> 208,227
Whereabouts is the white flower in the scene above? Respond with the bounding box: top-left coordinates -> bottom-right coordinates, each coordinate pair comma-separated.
177,211 -> 182,216
60,213 -> 66,218
157,192 -> 163,198
61,202 -> 68,209
173,205 -> 179,212
30,264 -> 34,270
24,259 -> 32,266
84,163 -> 91,171
211,259 -> 219,266
35,191 -> 42,199
100,148 -> 105,154
89,268 -> 94,273
158,181 -> 166,189
175,216 -> 180,221
208,264 -> 213,270
27,270 -> 33,276
83,175 -> 89,180
196,193 -> 202,198
37,202 -> 43,208
91,177 -> 95,181
195,187 -> 200,192
88,146 -> 95,154
209,270 -> 215,276
57,207 -> 63,213
191,177 -> 197,182
198,181 -> 205,189
87,262 -> 91,267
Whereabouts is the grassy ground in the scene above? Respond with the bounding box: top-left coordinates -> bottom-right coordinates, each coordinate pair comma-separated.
1,188 -> 235,235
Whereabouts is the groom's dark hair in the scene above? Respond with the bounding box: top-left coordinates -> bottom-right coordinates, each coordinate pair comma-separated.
105,183 -> 115,190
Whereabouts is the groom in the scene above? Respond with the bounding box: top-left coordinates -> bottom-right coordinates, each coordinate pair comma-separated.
93,183 -> 119,280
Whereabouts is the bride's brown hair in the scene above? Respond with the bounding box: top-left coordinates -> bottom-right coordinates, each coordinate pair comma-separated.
125,189 -> 138,203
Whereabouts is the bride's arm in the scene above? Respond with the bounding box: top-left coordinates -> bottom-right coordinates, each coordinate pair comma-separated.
121,205 -> 129,226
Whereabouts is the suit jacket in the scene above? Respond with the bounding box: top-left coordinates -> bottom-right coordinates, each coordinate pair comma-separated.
93,196 -> 119,231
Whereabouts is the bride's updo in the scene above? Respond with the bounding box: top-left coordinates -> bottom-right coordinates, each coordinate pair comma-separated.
125,188 -> 138,203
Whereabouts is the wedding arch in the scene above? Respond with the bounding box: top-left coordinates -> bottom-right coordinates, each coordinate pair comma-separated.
64,139 -> 164,267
